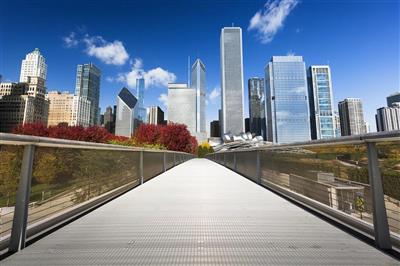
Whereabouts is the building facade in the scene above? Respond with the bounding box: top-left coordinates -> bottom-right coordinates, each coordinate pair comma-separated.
376,103 -> 400,132
334,111 -> 341,137
46,91 -> 91,127
103,106 -> 115,133
265,56 -> 311,144
19,48 -> 47,83
387,92 -> 400,107
338,98 -> 366,136
0,82 -> 48,132
210,120 -> 220,137
308,66 -> 336,139
248,77 -> 266,139
136,78 -> 146,124
191,59 -> 207,136
147,106 -> 164,125
220,27 -> 244,135
75,63 -> 101,126
167,83 -> 196,134
115,87 -> 138,137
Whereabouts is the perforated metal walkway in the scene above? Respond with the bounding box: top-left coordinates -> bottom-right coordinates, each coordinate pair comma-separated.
3,159 -> 398,265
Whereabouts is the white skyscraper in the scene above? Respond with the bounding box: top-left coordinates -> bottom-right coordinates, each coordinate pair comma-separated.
220,27 -> 244,135
338,98 -> 366,136
191,59 -> 207,142
115,87 -> 138,137
19,48 -> 47,83
167,83 -> 196,134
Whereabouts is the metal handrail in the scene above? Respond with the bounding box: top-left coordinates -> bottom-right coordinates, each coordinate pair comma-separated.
0,133 -> 194,255
0,133 -> 190,154
213,131 -> 400,153
207,131 -> 400,252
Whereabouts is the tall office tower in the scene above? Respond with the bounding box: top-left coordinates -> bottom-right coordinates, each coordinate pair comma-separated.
244,118 -> 250,133
167,83 -> 196,134
19,48 -> 47,83
103,106 -> 115,133
308,66 -> 336,139
115,87 -> 138,137
191,59 -> 207,137
265,56 -> 311,143
75,63 -> 101,126
376,103 -> 400,132
218,109 -> 222,137
334,111 -> 341,137
46,91 -> 91,127
0,82 -> 48,132
220,27 -> 244,135
387,92 -> 400,107
248,77 -> 266,139
210,120 -> 220,137
136,78 -> 146,123
338,98 -> 366,136
147,106 -> 164,125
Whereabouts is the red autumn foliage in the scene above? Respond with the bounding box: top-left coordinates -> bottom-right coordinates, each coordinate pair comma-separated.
12,123 -> 127,143
13,122 -> 197,154
133,124 -> 162,145
134,123 -> 198,154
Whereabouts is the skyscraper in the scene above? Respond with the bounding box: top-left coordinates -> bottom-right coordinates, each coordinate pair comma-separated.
75,63 -> 101,126
167,83 -> 196,134
220,27 -> 244,135
308,66 -> 336,139
338,98 -> 366,136
265,56 -> 311,143
136,77 -> 146,123
387,92 -> 400,107
19,48 -> 47,83
191,59 -> 207,140
103,106 -> 115,133
147,106 -> 164,125
334,111 -> 341,137
376,103 -> 400,132
115,87 -> 138,137
248,77 -> 266,139
210,120 -> 220,137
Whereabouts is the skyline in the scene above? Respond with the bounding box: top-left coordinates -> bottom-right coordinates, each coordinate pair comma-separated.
1,0 -> 399,133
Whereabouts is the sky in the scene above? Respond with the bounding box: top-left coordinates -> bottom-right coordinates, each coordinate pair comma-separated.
0,0 -> 399,133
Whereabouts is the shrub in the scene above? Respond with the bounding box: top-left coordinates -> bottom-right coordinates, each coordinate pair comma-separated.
198,142 -> 213,158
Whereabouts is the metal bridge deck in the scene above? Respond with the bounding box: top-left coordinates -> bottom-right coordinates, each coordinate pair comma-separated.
3,159 -> 398,265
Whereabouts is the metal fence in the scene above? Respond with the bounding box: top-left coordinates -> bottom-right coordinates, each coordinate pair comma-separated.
206,131 -> 400,251
0,133 -> 194,255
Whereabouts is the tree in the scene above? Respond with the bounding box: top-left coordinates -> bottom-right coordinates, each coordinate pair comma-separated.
198,142 -> 213,158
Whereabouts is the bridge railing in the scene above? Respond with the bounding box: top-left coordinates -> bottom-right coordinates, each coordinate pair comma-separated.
0,133 -> 194,255
206,131 -> 400,251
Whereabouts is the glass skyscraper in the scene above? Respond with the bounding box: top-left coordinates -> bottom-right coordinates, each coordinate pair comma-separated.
75,63 -> 101,126
308,66 -> 335,139
136,77 -> 146,123
265,56 -> 311,144
220,27 -> 244,135
248,77 -> 266,139
191,59 -> 206,136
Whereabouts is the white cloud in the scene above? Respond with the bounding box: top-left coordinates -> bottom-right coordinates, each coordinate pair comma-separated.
209,87 -> 220,101
62,32 -> 78,48
106,76 -> 114,82
117,58 -> 176,89
158,93 -> 168,107
83,35 -> 130,65
248,0 -> 299,44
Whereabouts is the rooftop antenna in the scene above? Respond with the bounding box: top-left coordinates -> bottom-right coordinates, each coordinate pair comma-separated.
187,56 -> 190,87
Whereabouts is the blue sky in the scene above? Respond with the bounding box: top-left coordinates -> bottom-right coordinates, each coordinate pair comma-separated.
0,0 -> 399,132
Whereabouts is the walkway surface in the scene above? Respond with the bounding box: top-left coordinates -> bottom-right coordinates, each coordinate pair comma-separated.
3,159 -> 398,265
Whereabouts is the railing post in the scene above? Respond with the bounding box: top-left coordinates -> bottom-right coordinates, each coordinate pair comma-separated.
163,152 -> 166,172
233,152 -> 237,171
366,142 -> 391,250
173,153 -> 176,166
256,150 -> 261,184
140,150 -> 144,185
9,144 -> 35,252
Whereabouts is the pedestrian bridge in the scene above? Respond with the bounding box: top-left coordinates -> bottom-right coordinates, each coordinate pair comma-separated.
1,159 -> 398,265
0,133 -> 399,264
